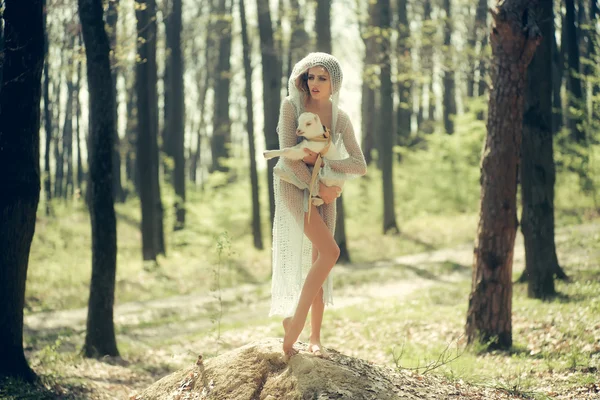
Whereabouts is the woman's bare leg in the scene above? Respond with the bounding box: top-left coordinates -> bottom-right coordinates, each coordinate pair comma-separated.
308,245 -> 327,356
283,205 -> 339,357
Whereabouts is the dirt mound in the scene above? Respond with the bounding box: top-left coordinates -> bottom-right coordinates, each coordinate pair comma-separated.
133,338 -> 519,400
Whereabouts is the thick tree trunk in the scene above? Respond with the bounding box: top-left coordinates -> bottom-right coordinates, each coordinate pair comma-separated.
442,0 -> 456,134
257,0 -> 281,227
519,0 -> 563,299
0,0 -> 44,382
565,0 -> 585,141
465,0 -> 540,350
136,0 -> 161,261
211,0 -> 233,173
79,0 -> 120,358
240,0 -> 263,250
379,0 -> 399,234
396,0 -> 412,146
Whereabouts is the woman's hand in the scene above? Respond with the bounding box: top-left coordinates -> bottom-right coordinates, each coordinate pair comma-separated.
318,182 -> 341,204
303,148 -> 323,167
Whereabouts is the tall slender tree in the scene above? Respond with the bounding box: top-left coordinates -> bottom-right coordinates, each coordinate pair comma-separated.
442,0 -> 456,134
166,0 -> 186,229
287,0 -> 311,80
79,0 -> 120,357
467,0 -> 488,98
75,35 -> 84,193
135,0 -> 164,260
62,33 -> 76,200
519,0 -> 565,299
106,0 -> 125,203
379,0 -> 399,234
257,0 -> 282,226
0,0 -> 44,382
396,0 -> 412,144
465,0 -> 539,350
240,0 -> 263,250
565,0 -> 585,141
360,0 -> 377,165
211,0 -> 233,173
419,0 -> 436,128
43,2 -> 53,215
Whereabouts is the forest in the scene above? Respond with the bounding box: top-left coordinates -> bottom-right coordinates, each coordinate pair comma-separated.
0,0 -> 599,398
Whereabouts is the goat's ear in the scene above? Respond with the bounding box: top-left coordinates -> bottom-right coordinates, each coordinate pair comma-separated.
313,115 -> 318,122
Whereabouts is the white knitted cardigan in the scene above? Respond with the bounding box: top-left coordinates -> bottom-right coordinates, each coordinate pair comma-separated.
269,52 -> 367,317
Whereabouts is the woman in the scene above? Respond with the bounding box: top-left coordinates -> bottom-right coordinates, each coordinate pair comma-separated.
270,52 -> 367,359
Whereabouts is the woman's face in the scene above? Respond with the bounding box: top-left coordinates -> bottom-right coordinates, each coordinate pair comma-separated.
306,66 -> 331,100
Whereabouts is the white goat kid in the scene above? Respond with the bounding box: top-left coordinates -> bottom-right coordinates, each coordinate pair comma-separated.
264,112 -> 344,207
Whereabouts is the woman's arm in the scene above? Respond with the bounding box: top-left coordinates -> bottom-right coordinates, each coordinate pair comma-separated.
277,98 -> 316,190
323,113 -> 367,177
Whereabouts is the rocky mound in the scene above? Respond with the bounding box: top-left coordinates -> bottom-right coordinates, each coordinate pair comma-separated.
134,338 -> 516,400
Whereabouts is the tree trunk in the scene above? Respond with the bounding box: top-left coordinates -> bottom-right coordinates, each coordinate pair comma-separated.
167,0 -> 186,230
467,0 -> 488,98
43,13 -> 53,215
361,0 -> 377,165
287,0 -> 311,80
257,0 -> 281,228
62,39 -> 75,200
0,0 -> 44,382
552,32 -> 563,134
421,0 -> 436,125
316,0 -> 331,53
136,0 -> 162,261
78,0 -> 120,358
76,35 -> 84,195
465,0 -> 540,350
125,78 -> 137,191
240,0 -> 263,250
565,0 -> 585,141
396,0 -> 412,146
476,0 -> 488,97
54,65 -> 64,200
191,58 -> 210,185
211,0 -> 233,173
379,0 -> 399,234
190,1 -> 213,185
107,0 -> 124,203
442,0 -> 456,134
590,0 -> 599,98
335,196 -> 350,262
519,0 -> 563,300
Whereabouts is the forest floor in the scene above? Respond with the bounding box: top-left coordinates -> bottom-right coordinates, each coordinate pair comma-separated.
2,220 -> 599,399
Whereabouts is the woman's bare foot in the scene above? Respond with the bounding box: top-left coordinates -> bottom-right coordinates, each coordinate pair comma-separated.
307,341 -> 329,359
282,317 -> 298,361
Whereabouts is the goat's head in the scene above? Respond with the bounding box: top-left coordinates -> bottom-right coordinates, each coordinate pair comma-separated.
296,112 -> 326,139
